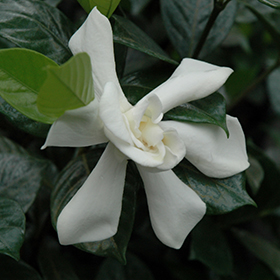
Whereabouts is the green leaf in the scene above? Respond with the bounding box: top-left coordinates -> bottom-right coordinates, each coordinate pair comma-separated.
0,48 -> 57,124
160,0 -> 237,58
0,0 -> 74,64
0,136 -> 57,212
113,15 -> 178,65
165,92 -> 229,136
77,0 -> 121,17
37,52 -> 94,118
190,217 -> 233,275
267,66 -> 280,115
38,237 -> 80,280
0,198 -> 25,261
245,4 -> 280,48
233,229 -> 280,278
258,0 -> 280,9
0,254 -> 42,279
0,97 -> 51,137
174,159 -> 256,215
51,148 -> 137,264
96,253 -> 155,280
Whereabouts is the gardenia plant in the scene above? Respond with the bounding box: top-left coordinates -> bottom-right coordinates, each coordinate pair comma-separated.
42,7 -> 249,249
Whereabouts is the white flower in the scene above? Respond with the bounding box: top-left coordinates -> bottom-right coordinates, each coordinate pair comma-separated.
43,7 -> 249,249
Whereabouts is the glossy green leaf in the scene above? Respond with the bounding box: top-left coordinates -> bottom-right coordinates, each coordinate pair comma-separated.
96,253 -> 155,280
246,4 -> 280,48
174,159 -> 256,215
37,53 -> 94,118
0,254 -> 42,279
0,0 -> 74,64
0,198 -> 25,261
51,148 -> 137,264
113,15 -> 178,65
190,217 -> 233,275
0,48 -> 57,124
233,229 -> 280,278
165,92 -> 229,136
77,0 -> 121,16
160,0 -> 237,58
0,97 -> 51,137
38,238 -> 80,280
258,0 -> 280,9
0,136 -> 57,212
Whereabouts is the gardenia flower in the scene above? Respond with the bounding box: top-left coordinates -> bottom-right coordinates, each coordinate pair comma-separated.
43,7 -> 249,249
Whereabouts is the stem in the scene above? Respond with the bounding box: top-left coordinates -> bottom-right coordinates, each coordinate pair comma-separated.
228,56 -> 280,110
192,0 -> 230,59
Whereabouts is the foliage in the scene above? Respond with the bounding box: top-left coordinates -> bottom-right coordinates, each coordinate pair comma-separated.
1,0 -> 280,279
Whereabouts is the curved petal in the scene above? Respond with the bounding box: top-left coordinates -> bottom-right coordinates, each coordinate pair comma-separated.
137,166 -> 206,249
42,99 -> 107,149
99,82 -> 133,145
57,143 -> 128,245
68,7 -> 131,111
161,115 -> 249,178
146,58 -> 233,113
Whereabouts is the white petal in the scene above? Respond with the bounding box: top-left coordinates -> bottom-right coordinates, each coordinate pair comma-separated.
68,7 -> 131,111
161,115 -> 249,178
57,143 -> 128,245
42,99 -> 107,149
99,82 -> 133,145
137,166 -> 206,249
146,58 -> 233,113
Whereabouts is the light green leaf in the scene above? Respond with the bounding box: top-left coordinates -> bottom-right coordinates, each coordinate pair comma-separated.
174,159 -> 256,215
0,0 -> 74,64
77,0 -> 121,17
0,48 -> 57,124
190,217 -> 233,275
37,52 -> 94,118
113,15 -> 178,65
0,198 -> 25,261
233,229 -> 280,278
51,148 -> 137,264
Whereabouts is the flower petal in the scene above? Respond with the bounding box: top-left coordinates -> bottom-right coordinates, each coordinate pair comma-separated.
161,115 -> 249,178
99,82 -> 133,145
137,166 -> 206,249
42,99 -> 107,149
146,58 -> 233,113
68,7 -> 131,111
57,143 -> 128,245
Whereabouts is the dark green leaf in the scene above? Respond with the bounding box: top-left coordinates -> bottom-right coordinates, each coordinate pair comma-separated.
0,0 -> 74,64
37,53 -> 94,118
190,217 -> 233,275
249,262 -> 276,280
0,151 -> 57,213
160,0 -> 237,58
165,92 -> 229,136
0,97 -> 50,137
96,253 -> 155,280
77,0 -> 121,16
174,159 -> 256,215
113,15 -> 178,65
258,0 -> 280,9
245,4 -> 280,48
42,0 -> 62,6
0,198 -> 25,261
267,66 -> 280,115
38,237 -> 80,280
0,254 -> 42,279
51,148 -> 138,264
0,135 -> 27,155
0,48 -> 57,124
233,229 -> 280,278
